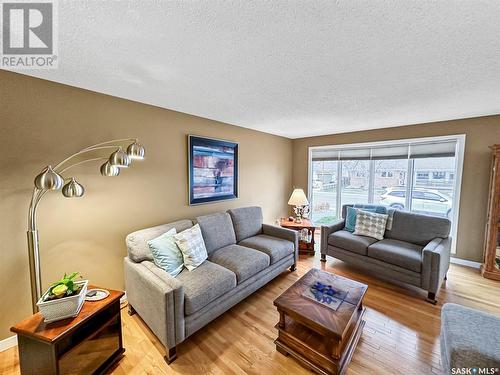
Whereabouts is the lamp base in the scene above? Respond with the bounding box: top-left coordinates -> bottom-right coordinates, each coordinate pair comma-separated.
294,217 -> 303,224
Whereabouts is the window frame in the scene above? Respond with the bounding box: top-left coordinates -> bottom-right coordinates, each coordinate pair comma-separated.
307,134 -> 466,254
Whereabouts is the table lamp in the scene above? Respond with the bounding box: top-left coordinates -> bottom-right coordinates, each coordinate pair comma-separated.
288,188 -> 310,223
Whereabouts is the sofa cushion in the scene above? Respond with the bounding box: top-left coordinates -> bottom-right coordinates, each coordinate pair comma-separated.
177,260 -> 237,315
126,219 -> 193,262
367,239 -> 423,272
227,206 -> 263,241
238,234 -> 294,264
441,303 -> 500,372
209,244 -> 270,283
386,210 -> 451,246
147,228 -> 184,277
174,224 -> 208,271
353,210 -> 389,240
196,212 -> 236,253
328,230 -> 378,255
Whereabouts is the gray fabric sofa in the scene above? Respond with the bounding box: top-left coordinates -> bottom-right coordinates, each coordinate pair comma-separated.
124,206 -> 298,363
321,204 -> 452,303
441,303 -> 500,372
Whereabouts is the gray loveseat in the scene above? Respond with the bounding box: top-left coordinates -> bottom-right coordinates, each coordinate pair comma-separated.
124,206 -> 298,363
321,204 -> 452,303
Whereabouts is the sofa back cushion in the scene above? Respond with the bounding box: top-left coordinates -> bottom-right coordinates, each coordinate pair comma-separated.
126,219 -> 193,262
386,210 -> 451,246
227,206 -> 263,241
196,212 -> 237,253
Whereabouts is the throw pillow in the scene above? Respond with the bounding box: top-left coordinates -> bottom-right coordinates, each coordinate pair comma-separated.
147,228 -> 184,277
345,204 -> 386,232
173,224 -> 208,271
344,206 -> 358,232
353,210 -> 389,240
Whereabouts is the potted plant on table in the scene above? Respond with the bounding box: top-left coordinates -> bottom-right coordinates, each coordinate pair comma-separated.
37,272 -> 88,323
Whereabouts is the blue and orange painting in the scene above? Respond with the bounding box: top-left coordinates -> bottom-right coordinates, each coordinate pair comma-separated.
189,136 -> 238,205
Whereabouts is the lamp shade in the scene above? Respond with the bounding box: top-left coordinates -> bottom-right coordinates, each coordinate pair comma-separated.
34,165 -> 64,190
127,141 -> 145,160
100,161 -> 120,176
62,178 -> 85,198
109,147 -> 130,168
288,188 -> 309,206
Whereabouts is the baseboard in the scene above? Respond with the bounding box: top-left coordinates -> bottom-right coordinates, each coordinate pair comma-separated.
450,257 -> 481,269
0,335 -> 17,352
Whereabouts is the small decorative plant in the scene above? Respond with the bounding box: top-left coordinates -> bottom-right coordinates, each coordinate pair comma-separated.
44,272 -> 83,301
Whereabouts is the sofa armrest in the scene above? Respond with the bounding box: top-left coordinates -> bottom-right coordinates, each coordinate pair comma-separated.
124,257 -> 185,349
262,224 -> 299,262
421,237 -> 452,294
321,219 -> 345,254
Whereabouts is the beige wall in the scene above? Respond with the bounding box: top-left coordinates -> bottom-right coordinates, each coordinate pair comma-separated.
292,116 -> 500,264
0,71 -> 292,340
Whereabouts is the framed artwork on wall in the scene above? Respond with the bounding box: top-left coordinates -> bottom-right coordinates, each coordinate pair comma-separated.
188,135 -> 238,205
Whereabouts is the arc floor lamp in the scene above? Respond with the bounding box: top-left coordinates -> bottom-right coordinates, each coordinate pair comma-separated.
27,138 -> 145,313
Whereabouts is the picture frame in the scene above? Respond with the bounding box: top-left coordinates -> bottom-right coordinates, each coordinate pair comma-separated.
188,135 -> 238,205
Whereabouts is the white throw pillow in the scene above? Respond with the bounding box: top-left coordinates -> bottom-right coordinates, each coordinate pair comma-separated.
173,224 -> 208,271
353,210 -> 388,240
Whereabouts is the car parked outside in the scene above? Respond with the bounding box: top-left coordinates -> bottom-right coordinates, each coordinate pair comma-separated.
379,187 -> 452,218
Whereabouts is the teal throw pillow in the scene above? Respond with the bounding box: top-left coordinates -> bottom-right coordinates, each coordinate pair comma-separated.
344,206 -> 358,232
148,228 -> 184,277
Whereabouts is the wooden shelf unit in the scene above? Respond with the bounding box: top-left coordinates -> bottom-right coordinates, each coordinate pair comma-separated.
482,145 -> 500,281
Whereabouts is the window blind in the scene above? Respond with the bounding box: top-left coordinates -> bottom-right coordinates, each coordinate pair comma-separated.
311,139 -> 457,161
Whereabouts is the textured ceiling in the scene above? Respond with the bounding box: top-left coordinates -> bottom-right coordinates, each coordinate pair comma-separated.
12,1 -> 500,138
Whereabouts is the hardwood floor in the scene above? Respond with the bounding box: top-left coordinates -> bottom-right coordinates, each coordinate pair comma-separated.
2,254 -> 500,374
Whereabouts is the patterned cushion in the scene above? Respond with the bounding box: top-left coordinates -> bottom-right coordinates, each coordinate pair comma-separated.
353,210 -> 389,240
147,228 -> 184,277
174,224 -> 208,271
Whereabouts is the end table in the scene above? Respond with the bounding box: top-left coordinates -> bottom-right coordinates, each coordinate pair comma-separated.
11,286 -> 124,375
280,218 -> 316,255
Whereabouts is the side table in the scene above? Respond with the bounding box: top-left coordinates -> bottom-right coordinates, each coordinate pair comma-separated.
280,218 -> 316,255
11,286 -> 124,375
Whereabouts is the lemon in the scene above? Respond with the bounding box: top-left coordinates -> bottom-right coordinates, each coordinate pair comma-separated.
52,284 -> 68,297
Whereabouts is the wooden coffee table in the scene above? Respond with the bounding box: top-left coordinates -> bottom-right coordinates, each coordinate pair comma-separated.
274,268 -> 367,375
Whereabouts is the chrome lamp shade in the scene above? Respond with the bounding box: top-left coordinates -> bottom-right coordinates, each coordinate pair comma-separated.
34,166 -> 64,190
62,178 -> 85,197
109,147 -> 131,168
127,141 -> 145,160
100,161 -> 120,176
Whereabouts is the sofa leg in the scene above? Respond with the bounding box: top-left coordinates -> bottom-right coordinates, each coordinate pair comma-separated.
427,292 -> 437,304
320,254 -> 326,262
444,273 -> 448,281
289,263 -> 297,272
164,346 -> 177,364
127,304 -> 136,316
